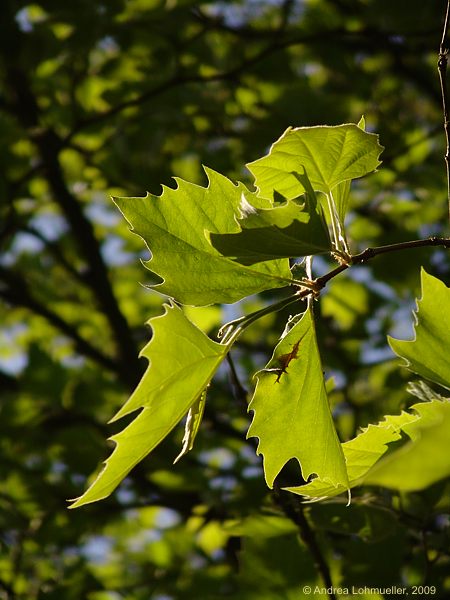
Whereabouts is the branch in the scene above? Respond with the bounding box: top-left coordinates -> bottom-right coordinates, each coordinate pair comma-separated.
0,11 -> 142,388
226,353 -> 248,408
218,237 -> 450,343
273,485 -> 336,600
312,236 -> 450,294
438,1 -> 450,222
0,266 -> 117,374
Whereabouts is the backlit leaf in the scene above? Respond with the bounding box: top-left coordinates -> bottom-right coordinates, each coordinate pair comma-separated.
364,398 -> 450,491
247,123 -> 383,201
286,398 -> 450,500
113,168 -> 292,306
69,303 -> 228,507
389,269 -> 450,390
173,389 -> 207,464
247,307 -> 348,490
208,167 -> 331,265
286,406 -> 420,500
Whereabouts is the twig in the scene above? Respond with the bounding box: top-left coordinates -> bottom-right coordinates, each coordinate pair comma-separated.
219,236 -> 450,343
226,353 -> 248,407
438,0 -> 450,222
273,485 -> 336,600
312,236 -> 450,294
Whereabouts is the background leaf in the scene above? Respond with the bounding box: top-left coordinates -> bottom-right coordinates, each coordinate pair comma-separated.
287,399 -> 449,500
247,308 -> 348,490
364,398 -> 450,491
389,269 -> 450,390
70,303 -> 228,507
247,124 -> 384,202
114,169 -> 292,305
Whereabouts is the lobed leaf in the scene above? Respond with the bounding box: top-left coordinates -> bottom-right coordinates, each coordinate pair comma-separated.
247,123 -> 383,202
208,168 -> 331,265
113,168 -> 292,306
389,269 -> 450,390
287,398 -> 450,500
70,303 -> 228,508
364,399 -> 450,491
247,307 -> 348,490
285,407 -> 421,500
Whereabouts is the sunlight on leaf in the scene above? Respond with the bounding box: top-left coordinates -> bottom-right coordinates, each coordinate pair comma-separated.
208,167 -> 330,264
69,303 -> 228,507
364,399 -> 450,491
247,123 -> 383,201
113,168 -> 292,306
389,269 -> 450,390
286,398 -> 449,500
247,307 -> 348,490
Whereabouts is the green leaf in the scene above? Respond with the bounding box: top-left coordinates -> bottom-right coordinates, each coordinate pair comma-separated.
69,303 -> 228,508
331,179 -> 351,228
113,168 -> 292,306
247,307 -> 348,490
247,123 -> 383,200
173,389 -> 207,464
208,168 -> 331,265
389,269 -> 450,390
286,399 -> 449,500
364,399 -> 450,491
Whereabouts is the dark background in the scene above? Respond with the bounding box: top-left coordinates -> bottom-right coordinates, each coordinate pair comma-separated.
0,1 -> 449,598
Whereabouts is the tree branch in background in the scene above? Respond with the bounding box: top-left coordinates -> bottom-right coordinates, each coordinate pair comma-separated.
0,266 -> 117,374
273,485 -> 336,600
438,0 -> 450,221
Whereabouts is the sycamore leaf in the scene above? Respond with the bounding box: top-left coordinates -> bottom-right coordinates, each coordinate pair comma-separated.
286,399 -> 450,500
247,123 -> 383,202
113,168 -> 292,306
173,389 -> 207,464
330,179 -> 351,228
389,270 -> 450,390
285,408 -> 420,501
69,303 -> 228,508
364,399 -> 450,491
247,307 -> 348,490
208,168 -> 331,265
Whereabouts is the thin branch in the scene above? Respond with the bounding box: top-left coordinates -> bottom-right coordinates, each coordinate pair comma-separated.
22,225 -> 87,284
273,485 -> 336,600
0,266 -> 117,373
438,0 -> 450,222
218,236 -> 450,344
226,353 -> 248,407
313,236 -> 450,294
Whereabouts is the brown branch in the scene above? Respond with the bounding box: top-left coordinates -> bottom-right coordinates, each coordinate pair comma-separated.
310,236 -> 450,295
438,0 -> 450,222
226,353 -> 248,408
33,130 -> 143,388
0,266 -> 117,374
0,10 -> 142,388
273,485 -> 336,600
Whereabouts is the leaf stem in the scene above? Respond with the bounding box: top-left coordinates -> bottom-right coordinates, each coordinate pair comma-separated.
438,0 -> 450,222
326,190 -> 349,255
219,293 -> 302,345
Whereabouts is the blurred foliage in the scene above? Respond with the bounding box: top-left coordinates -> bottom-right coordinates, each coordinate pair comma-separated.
0,0 -> 449,598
